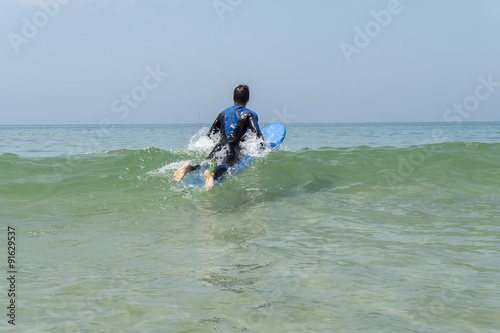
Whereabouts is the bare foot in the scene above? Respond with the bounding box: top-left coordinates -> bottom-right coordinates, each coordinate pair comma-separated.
174,162 -> 192,182
204,169 -> 215,190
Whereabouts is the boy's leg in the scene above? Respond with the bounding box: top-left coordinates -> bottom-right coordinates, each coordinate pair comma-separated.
174,162 -> 200,181
204,169 -> 215,190
203,165 -> 227,190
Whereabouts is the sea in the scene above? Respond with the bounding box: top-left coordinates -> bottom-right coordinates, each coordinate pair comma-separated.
1,122 -> 499,332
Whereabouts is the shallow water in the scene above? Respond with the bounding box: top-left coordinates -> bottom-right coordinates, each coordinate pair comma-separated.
1,122 -> 499,332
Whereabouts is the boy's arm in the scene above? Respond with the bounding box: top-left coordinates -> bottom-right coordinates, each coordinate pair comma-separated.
248,113 -> 263,140
208,113 -> 224,138
247,113 -> 265,149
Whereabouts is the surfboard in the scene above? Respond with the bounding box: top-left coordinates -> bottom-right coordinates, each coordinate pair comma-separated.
182,124 -> 286,187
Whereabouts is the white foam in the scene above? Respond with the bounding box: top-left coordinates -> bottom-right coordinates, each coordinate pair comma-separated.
148,160 -> 187,176
240,133 -> 272,158
186,127 -> 275,158
187,127 -> 218,153
152,129 -> 275,178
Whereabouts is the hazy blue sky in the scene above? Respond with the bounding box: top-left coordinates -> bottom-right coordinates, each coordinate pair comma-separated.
1,0 -> 499,124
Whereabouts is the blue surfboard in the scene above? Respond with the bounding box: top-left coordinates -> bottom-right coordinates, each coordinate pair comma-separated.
182,124 -> 286,187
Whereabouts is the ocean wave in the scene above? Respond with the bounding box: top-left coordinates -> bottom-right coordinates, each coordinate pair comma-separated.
1,142 -> 499,199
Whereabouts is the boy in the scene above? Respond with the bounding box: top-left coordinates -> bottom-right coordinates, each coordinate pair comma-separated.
174,85 -> 263,189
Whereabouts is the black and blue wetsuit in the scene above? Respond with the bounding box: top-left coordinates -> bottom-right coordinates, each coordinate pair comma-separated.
193,105 -> 264,180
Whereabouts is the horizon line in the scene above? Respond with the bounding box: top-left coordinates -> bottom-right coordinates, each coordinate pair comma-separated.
1,120 -> 500,126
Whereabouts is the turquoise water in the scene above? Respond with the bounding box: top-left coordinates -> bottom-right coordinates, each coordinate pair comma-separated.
1,123 -> 500,332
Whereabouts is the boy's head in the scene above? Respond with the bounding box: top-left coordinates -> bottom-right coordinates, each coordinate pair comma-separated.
233,84 -> 250,106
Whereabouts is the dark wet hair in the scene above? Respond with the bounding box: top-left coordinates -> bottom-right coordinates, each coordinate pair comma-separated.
233,84 -> 250,105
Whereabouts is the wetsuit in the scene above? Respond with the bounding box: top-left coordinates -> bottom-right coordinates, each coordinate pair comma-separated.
193,105 -> 264,180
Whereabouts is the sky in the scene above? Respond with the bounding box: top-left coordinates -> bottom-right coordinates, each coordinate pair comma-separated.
0,0 -> 499,125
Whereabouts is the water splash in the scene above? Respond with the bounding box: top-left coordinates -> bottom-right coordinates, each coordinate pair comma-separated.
187,127 -> 217,153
